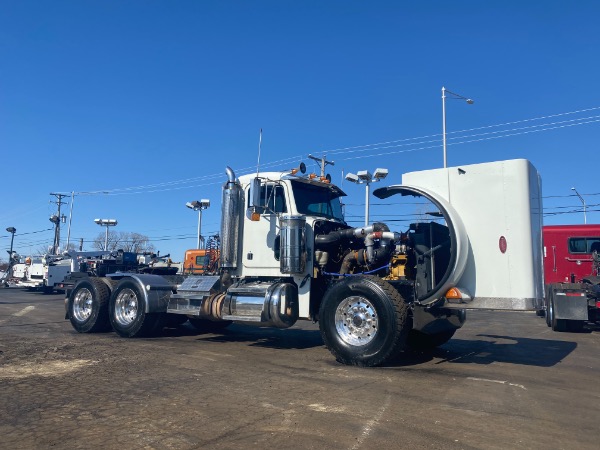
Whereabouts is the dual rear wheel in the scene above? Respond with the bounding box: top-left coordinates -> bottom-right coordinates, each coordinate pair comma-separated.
68,278 -> 163,337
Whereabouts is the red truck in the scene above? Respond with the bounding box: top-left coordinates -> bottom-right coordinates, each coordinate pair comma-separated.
543,224 -> 600,331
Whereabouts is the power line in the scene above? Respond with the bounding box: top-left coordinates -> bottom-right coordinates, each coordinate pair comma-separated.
68,106 -> 600,196
338,117 -> 600,162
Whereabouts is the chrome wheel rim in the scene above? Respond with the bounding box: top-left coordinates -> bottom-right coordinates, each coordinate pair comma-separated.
335,296 -> 378,346
114,288 -> 139,327
73,288 -> 93,322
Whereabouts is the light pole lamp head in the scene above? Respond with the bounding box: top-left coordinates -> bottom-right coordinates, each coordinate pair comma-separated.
94,218 -> 117,226
357,170 -> 372,182
6,227 -> 16,234
187,200 -> 210,210
345,172 -> 359,183
466,99 -> 474,104
373,168 -> 388,180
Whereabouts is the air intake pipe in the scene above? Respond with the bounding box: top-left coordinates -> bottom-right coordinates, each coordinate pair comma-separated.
315,222 -> 390,248
339,229 -> 399,274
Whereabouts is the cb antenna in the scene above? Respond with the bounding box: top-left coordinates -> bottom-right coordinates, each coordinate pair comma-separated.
256,128 -> 262,177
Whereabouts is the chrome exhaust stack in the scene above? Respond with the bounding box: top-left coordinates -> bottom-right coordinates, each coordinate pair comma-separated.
220,166 -> 242,270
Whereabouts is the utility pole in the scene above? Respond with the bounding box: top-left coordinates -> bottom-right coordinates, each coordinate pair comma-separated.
308,154 -> 335,177
49,193 -> 68,255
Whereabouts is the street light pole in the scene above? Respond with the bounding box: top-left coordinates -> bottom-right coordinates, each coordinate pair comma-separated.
442,86 -> 474,168
5,227 -> 16,282
345,168 -> 389,226
196,209 -> 202,249
186,200 -> 210,249
364,181 -> 371,226
571,187 -> 587,224
66,191 -> 74,249
94,219 -> 118,251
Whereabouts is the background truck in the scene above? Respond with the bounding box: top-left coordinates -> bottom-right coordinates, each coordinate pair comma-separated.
182,235 -> 220,274
59,250 -> 182,293
65,158 -> 543,367
542,224 -> 600,331
12,254 -> 76,294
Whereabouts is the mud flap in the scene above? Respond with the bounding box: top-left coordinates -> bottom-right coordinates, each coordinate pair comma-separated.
554,290 -> 588,321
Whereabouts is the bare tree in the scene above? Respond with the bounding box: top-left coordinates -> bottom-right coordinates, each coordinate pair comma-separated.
93,231 -> 155,253
122,232 -> 155,253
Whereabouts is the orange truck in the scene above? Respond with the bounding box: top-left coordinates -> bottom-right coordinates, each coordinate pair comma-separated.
183,248 -> 219,274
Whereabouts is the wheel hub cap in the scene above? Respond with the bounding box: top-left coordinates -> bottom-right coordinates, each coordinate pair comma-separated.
114,288 -> 139,326
335,296 -> 378,346
73,288 -> 93,322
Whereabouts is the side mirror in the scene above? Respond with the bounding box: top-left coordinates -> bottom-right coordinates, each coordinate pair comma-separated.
248,177 -> 266,213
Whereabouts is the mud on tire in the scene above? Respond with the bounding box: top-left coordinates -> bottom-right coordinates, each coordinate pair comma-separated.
319,275 -> 409,367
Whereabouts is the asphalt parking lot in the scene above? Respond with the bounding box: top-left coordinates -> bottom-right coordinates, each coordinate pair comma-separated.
0,287 -> 598,450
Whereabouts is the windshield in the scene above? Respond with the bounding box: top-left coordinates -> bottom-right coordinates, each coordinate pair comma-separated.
291,180 -> 345,222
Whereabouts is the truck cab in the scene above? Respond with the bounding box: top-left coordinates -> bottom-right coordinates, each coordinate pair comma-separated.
542,224 -> 600,331
543,224 -> 600,284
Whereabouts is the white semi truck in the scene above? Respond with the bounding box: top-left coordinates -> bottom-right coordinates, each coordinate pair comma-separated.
66,158 -> 543,366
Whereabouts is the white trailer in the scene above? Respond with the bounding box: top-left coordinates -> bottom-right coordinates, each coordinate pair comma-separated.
65,158 -> 543,366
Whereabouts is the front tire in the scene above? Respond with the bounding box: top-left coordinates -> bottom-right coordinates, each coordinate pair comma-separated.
319,275 -> 409,367
109,279 -> 164,337
67,278 -> 111,333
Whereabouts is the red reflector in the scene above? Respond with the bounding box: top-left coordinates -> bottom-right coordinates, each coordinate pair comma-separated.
565,292 -> 584,297
596,301 -> 600,309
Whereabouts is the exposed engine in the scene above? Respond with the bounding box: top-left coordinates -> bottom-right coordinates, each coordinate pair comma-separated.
313,221 -> 401,276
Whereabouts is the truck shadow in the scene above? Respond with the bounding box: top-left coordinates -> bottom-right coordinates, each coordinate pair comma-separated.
393,334 -> 578,368
160,323 -> 324,351
200,327 -> 324,351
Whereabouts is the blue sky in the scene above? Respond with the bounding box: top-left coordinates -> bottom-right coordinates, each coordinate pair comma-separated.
1,1 -> 599,260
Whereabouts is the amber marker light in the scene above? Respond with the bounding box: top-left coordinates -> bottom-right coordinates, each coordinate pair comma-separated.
445,287 -> 462,300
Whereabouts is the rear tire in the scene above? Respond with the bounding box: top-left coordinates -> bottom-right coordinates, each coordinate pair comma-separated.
545,288 -> 553,327
109,279 -> 164,337
42,285 -> 54,295
550,291 -> 567,332
67,278 -> 112,333
319,275 -> 409,367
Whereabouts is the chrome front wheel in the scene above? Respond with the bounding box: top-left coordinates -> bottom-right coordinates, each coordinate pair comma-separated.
334,296 -> 379,346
